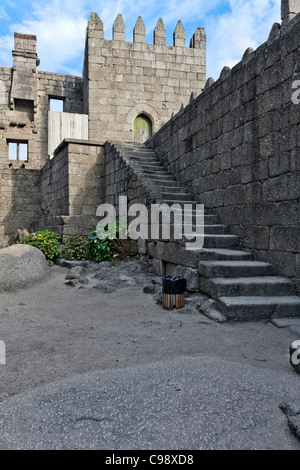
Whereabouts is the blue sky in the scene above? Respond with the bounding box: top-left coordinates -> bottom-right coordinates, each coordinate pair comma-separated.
0,0 -> 281,79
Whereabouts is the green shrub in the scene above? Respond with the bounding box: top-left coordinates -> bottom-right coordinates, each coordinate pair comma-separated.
86,222 -> 136,263
63,235 -> 88,261
21,230 -> 61,265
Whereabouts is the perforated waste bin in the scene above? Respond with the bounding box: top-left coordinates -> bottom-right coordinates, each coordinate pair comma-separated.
162,275 -> 187,310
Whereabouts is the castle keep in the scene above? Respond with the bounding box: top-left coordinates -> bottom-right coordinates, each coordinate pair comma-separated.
0,0 -> 299,320
0,13 -> 206,244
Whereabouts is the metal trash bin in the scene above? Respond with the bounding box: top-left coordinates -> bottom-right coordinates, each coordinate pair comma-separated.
162,276 -> 187,310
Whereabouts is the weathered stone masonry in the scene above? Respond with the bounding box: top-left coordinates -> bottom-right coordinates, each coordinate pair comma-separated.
0,2 -> 299,298
83,13 -> 206,142
146,11 -> 300,288
38,139 -> 105,238
0,14 -> 206,246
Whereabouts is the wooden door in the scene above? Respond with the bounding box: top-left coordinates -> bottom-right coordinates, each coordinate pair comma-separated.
134,115 -> 152,143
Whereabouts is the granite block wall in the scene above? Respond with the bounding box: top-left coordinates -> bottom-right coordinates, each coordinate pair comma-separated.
84,13 -> 206,143
37,139 -> 105,239
148,15 -> 300,286
0,168 -> 41,247
0,33 -> 84,170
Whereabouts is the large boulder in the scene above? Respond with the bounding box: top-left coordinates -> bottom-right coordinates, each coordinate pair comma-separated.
0,244 -> 51,293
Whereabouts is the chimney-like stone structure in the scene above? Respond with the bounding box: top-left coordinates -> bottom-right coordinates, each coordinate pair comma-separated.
10,33 -> 40,109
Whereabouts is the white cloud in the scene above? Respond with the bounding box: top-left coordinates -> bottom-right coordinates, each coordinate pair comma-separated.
6,0 -> 87,75
0,0 -> 282,78
206,0 -> 281,79
0,34 -> 14,68
15,15 -> 87,75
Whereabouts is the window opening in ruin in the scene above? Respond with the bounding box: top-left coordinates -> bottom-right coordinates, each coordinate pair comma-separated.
14,99 -> 34,122
8,141 -> 28,162
134,114 -> 152,143
50,97 -> 64,112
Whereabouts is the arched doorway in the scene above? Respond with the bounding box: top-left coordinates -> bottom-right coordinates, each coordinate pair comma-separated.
134,114 -> 152,143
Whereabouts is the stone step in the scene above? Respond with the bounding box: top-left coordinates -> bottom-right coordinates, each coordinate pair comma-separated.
136,159 -> 162,165
173,224 -> 229,234
198,260 -> 274,278
162,199 -> 199,205
125,148 -> 156,153
219,296 -> 300,321
138,163 -> 165,170
169,215 -> 220,224
196,248 -> 254,261
140,168 -> 174,176
144,179 -> 183,187
151,185 -> 185,192
200,276 -> 296,298
201,234 -> 241,249
130,157 -> 158,163
140,173 -> 174,180
161,192 -> 195,201
121,145 -> 153,152
112,142 -> 300,324
175,234 -> 240,249
124,148 -> 155,152
171,205 -> 206,213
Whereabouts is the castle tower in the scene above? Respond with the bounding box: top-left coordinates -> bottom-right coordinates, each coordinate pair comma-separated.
10,33 -> 40,112
83,13 -> 206,143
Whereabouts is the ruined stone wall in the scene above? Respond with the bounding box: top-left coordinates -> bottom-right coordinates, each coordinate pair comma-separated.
84,13 -> 206,142
0,35 -> 85,243
0,34 -> 84,171
0,168 -> 40,247
148,15 -> 300,285
36,71 -> 84,167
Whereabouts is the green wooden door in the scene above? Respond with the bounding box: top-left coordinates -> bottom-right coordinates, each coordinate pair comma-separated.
134,115 -> 152,143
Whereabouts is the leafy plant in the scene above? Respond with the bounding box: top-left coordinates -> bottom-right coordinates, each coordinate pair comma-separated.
63,235 -> 88,261
86,222 -> 136,263
21,230 -> 61,266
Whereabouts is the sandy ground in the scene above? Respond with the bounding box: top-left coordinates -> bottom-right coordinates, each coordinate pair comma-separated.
0,260 -> 299,449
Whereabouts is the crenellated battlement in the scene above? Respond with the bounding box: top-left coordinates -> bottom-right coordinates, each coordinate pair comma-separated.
87,12 -> 205,50
84,12 -> 207,143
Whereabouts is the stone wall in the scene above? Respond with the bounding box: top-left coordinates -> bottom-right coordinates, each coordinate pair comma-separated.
40,141 -> 69,218
37,139 -> 105,239
104,142 -> 152,209
0,34 -> 84,170
148,15 -> 300,286
84,13 -> 206,142
35,71 -> 84,167
0,168 -> 41,247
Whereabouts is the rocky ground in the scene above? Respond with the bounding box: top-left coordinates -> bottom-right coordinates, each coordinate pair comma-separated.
0,257 -> 299,450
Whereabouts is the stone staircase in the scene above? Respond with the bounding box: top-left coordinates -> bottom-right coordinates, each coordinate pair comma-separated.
109,141 -> 300,321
